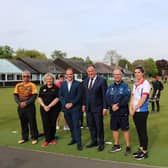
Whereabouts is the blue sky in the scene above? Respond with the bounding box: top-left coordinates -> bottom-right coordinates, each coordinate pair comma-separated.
0,0 -> 168,62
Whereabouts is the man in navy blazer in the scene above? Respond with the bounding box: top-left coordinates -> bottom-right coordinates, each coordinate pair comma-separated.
82,65 -> 107,151
59,68 -> 83,151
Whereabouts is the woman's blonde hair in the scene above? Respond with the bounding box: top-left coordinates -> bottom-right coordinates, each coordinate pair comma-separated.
43,73 -> 55,85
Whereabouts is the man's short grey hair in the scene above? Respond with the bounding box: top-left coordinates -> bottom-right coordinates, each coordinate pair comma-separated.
113,67 -> 123,74
22,70 -> 31,76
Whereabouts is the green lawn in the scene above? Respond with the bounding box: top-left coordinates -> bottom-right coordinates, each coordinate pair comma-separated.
0,84 -> 168,167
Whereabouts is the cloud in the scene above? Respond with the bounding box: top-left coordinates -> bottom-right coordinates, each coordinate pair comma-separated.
0,0 -> 168,61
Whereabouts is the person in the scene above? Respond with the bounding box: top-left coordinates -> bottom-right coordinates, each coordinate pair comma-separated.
59,68 -> 83,151
164,75 -> 167,84
55,74 -> 70,131
55,74 -> 65,88
105,68 -> 131,155
129,66 -> 151,160
151,76 -> 163,112
80,76 -> 88,129
38,73 -> 60,147
14,70 -> 39,145
82,65 -> 107,151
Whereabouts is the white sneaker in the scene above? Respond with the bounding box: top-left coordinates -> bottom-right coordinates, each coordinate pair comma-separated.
56,126 -> 60,130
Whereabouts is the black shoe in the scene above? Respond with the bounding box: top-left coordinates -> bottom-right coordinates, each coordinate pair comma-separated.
77,144 -> 83,151
86,142 -> 98,148
67,140 -> 76,145
97,145 -> 104,151
134,151 -> 148,160
132,148 -> 142,157
124,146 -> 131,156
109,145 -> 121,153
38,132 -> 45,137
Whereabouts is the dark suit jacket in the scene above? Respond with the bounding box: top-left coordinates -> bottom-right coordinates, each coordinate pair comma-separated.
83,76 -> 107,113
59,80 -> 82,114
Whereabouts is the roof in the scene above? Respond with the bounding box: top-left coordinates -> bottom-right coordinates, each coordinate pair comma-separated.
54,58 -> 87,73
95,62 -> 114,74
10,59 -> 38,73
10,58 -> 65,74
96,62 -> 133,75
54,58 -> 117,74
0,59 -> 22,73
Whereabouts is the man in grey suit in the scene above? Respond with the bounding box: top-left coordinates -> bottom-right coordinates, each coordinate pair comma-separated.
82,65 -> 107,151
59,68 -> 83,151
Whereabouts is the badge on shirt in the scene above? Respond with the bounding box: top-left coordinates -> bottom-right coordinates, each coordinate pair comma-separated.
43,89 -> 47,92
119,88 -> 123,94
110,88 -> 114,95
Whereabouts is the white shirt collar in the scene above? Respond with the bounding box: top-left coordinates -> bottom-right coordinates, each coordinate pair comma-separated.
67,80 -> 72,91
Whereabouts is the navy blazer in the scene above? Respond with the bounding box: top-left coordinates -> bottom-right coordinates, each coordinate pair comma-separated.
59,80 -> 82,113
83,76 -> 107,113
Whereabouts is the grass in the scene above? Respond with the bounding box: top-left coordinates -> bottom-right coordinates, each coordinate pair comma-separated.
0,84 -> 168,167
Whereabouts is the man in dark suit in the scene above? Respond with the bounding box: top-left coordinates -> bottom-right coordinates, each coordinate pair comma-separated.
59,68 -> 83,151
82,65 -> 107,151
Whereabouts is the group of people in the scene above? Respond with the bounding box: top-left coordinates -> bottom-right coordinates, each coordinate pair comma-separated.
14,65 -> 151,161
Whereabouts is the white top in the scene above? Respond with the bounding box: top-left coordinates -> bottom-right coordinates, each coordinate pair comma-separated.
132,79 -> 150,112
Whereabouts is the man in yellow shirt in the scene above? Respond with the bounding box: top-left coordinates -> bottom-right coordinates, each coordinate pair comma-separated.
14,70 -> 39,145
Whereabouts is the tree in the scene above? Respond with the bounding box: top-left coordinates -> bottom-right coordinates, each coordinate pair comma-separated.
51,50 -> 67,59
0,45 -> 14,59
144,58 -> 158,77
132,59 -> 145,70
85,56 -> 93,65
132,58 -> 158,76
69,56 -> 85,62
15,49 -> 47,59
103,50 -> 122,66
156,59 -> 168,76
119,59 -> 133,71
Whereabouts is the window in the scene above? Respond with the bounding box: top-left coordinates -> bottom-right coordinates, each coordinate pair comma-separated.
7,74 -> 14,80
17,74 -> 22,80
0,74 -> 6,80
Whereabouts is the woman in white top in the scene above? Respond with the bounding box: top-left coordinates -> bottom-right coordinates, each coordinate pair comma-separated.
130,66 -> 151,160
